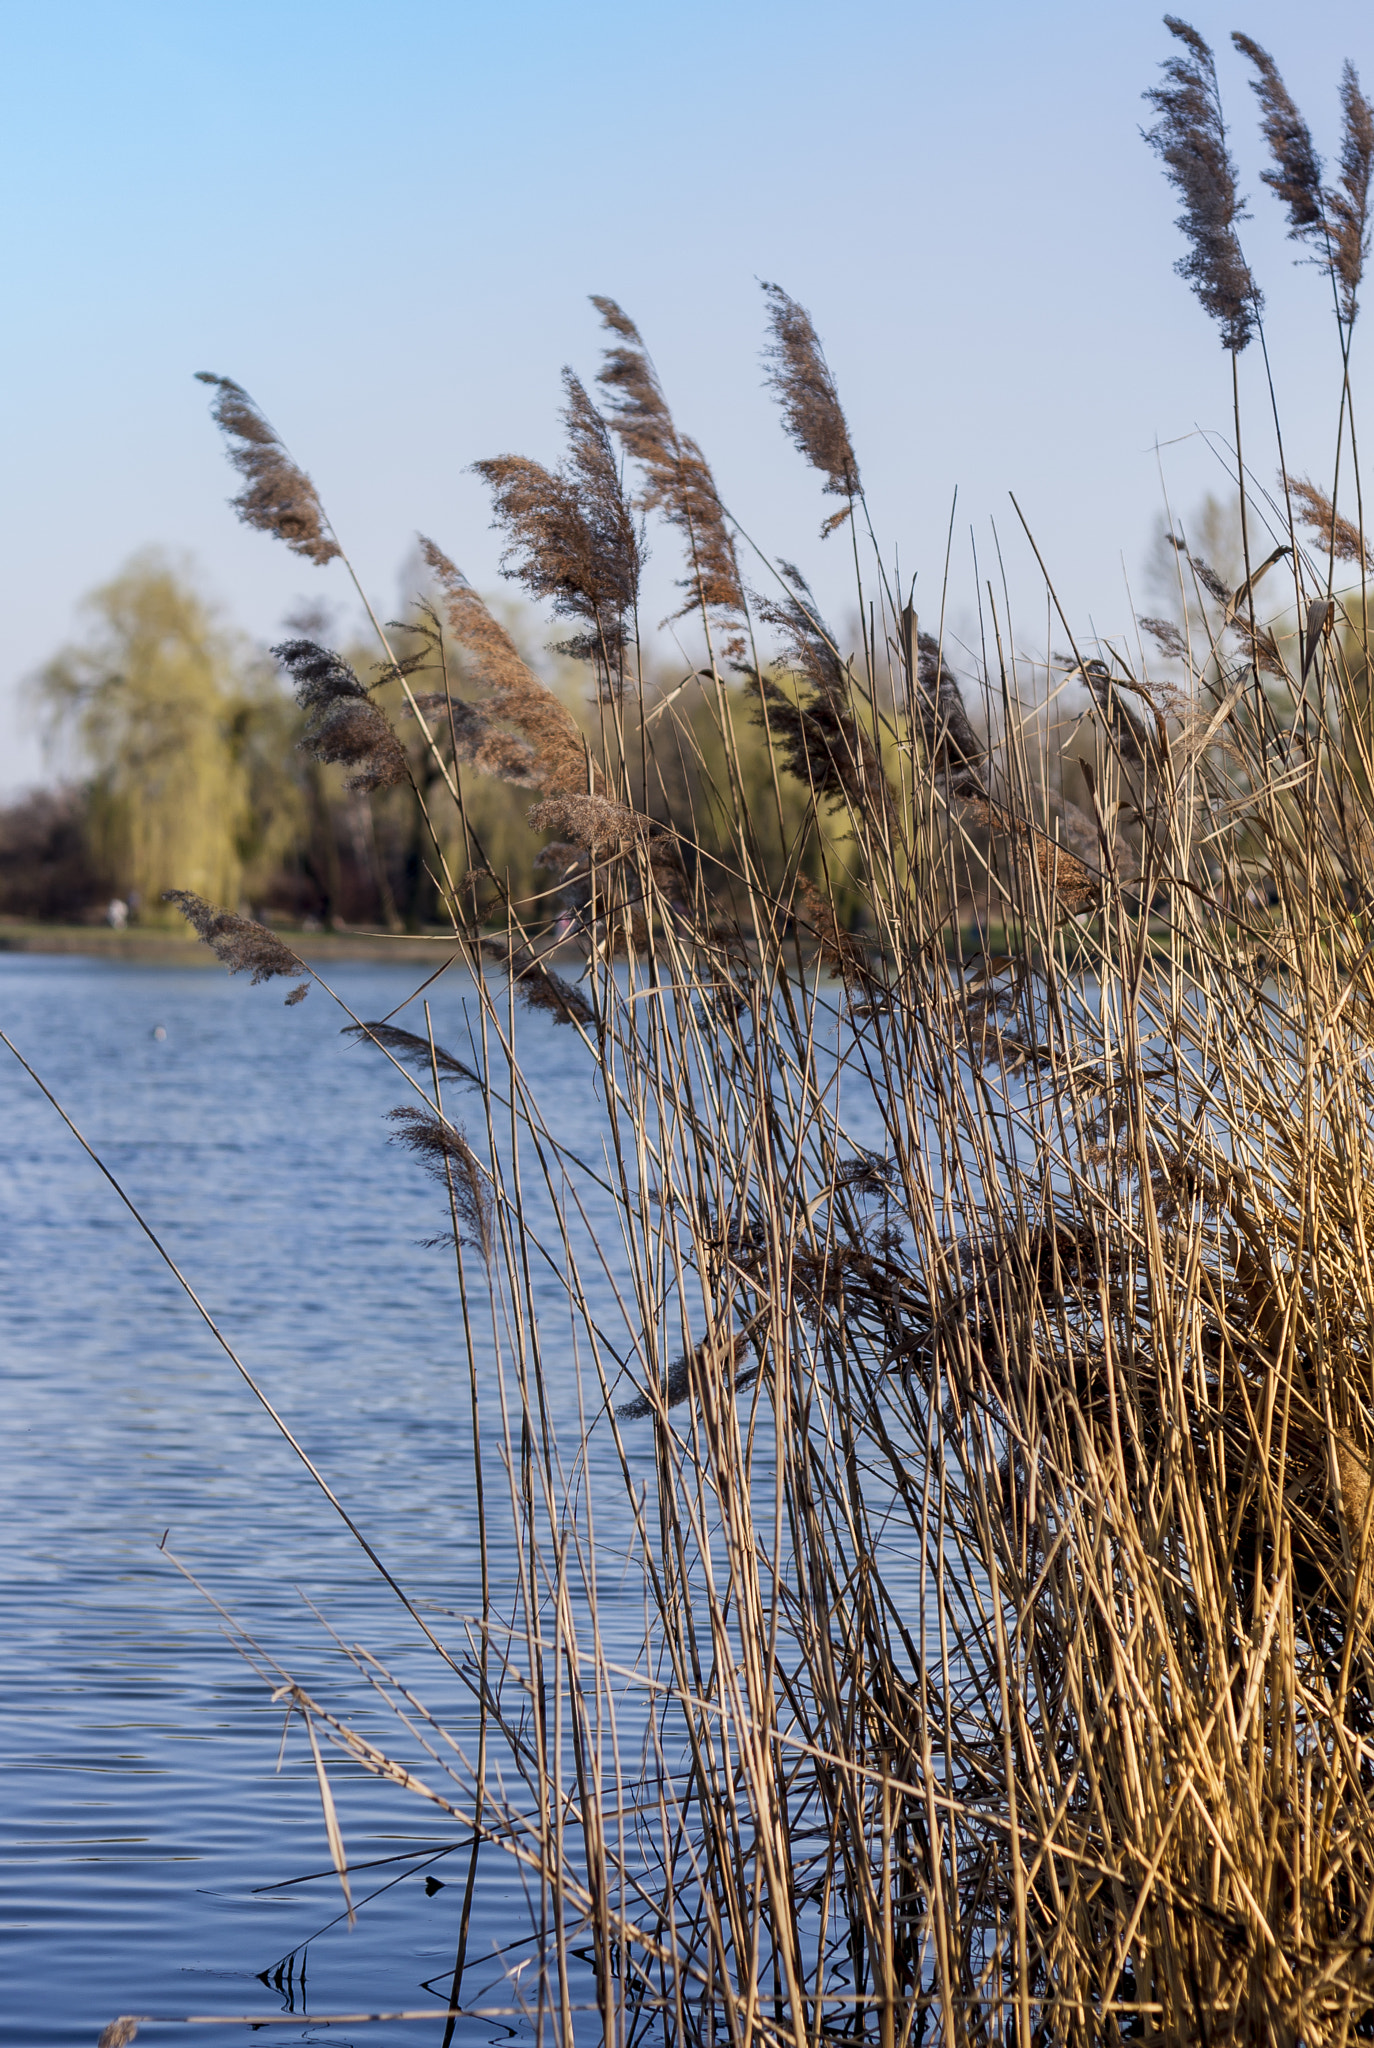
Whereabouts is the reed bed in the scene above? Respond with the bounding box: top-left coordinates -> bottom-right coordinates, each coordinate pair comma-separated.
74,21 -> 1374,2045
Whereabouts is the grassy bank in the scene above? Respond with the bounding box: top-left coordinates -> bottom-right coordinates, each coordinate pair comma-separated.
0,918 -> 469,965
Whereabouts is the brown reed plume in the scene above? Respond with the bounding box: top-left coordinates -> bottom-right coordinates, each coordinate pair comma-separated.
750,564 -> 891,814
792,873 -> 870,985
271,640 -> 408,792
407,691 -> 544,788
194,375 -> 340,566
1284,473 -> 1374,570
615,1320 -> 763,1419
480,934 -> 594,1026
1230,609 -> 1291,678
757,562 -> 847,703
1139,613 -> 1189,659
1167,528 -> 1231,600
959,792 -> 1100,912
751,672 -> 887,816
1232,36 -> 1325,240
526,792 -> 682,879
760,283 -> 861,536
1144,19 -> 1261,351
341,1021 -> 481,1086
472,371 -> 642,692
1233,38 -> 1373,328
1332,62 -> 1374,324
1074,658 -> 1155,769
591,297 -> 745,645
162,890 -> 309,1003
417,538 -> 591,794
387,1104 -> 492,1262
916,629 -> 985,795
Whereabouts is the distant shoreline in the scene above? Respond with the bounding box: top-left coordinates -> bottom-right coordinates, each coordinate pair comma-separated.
0,920 -> 467,965
0,918 -> 1015,970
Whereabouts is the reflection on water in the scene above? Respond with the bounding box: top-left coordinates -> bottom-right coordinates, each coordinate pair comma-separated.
0,953 -> 633,2048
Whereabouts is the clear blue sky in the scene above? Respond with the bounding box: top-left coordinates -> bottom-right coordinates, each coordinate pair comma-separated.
1,0 -> 1369,788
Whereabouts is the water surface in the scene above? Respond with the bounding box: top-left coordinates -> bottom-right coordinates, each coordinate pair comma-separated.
0,952 -> 625,2048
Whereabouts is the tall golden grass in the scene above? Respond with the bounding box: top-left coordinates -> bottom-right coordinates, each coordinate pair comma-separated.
70,20 -> 1374,2046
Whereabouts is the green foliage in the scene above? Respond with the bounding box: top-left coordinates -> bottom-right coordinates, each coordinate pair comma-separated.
40,551 -> 304,917
629,670 -> 866,923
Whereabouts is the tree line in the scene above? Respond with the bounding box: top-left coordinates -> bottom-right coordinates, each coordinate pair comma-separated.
0,549 -> 846,932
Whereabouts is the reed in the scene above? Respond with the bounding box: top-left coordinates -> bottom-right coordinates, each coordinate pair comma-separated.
81,21 -> 1374,2046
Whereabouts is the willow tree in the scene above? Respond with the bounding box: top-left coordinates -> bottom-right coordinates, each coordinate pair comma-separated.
41,552 -> 302,916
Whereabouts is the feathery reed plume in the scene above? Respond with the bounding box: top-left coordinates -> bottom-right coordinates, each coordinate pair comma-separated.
407,692 -> 544,788
1025,825 -> 1099,911
97,2023 -> 139,2048
271,640 -> 408,792
481,935 -> 594,1026
750,676 -> 879,813
1144,19 -> 1261,350
591,297 -> 745,644
1139,614 -> 1189,659
833,1150 -> 898,1194
1076,658 -> 1153,767
616,1322 -> 761,1419
387,1105 -> 492,1262
194,375 -> 340,566
916,630 -> 985,793
1232,36 -> 1325,239
533,840 -> 587,883
527,792 -> 682,879
1332,62 -> 1374,324
472,372 -> 642,691
341,1021 -> 481,1086
750,565 -> 891,812
758,561 -> 848,701
1167,530 -> 1231,600
1284,473 -> 1374,570
793,874 -> 870,985
418,539 -> 591,793
760,283 -> 861,536
957,797 -> 1100,911
1230,612 -> 1291,679
163,890 -> 309,1003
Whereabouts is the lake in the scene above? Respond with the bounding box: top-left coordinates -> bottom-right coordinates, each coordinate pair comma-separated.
0,951 -> 639,2048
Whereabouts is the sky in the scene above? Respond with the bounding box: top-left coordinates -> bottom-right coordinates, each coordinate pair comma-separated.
1,0 -> 1370,791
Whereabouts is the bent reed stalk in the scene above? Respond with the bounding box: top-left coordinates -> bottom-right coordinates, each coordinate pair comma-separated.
74,22 -> 1374,2046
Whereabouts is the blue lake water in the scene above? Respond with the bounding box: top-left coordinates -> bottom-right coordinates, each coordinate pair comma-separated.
0,952 -> 642,2048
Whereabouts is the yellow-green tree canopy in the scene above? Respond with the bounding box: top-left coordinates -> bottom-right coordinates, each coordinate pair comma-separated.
40,552 -> 302,916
